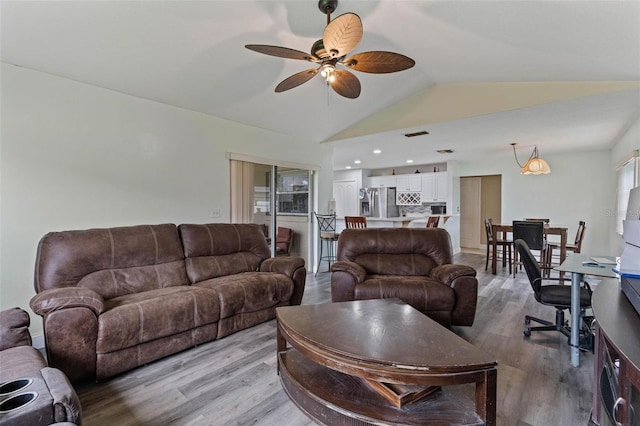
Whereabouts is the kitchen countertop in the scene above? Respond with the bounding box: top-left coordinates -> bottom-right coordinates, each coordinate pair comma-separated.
368,214 -> 456,221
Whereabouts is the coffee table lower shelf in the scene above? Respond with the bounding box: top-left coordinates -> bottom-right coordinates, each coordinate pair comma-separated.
278,349 -> 484,426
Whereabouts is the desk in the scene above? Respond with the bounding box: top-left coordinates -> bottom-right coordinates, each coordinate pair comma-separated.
556,254 -> 618,367
491,224 -> 568,275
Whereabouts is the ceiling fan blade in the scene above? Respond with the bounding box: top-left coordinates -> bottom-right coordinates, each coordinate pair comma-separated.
343,51 -> 416,73
245,44 -> 317,62
323,13 -> 363,58
275,68 -> 320,93
330,69 -> 361,99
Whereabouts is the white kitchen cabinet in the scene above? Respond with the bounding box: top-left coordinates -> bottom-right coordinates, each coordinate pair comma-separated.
421,172 -> 449,201
395,174 -> 422,192
368,175 -> 396,188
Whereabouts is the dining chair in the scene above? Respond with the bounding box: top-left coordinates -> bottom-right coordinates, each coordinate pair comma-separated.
275,226 -> 293,256
545,221 -> 586,269
512,220 -> 547,277
314,212 -> 339,276
515,239 -> 592,341
345,216 -> 367,229
484,218 -> 512,273
426,216 -> 440,228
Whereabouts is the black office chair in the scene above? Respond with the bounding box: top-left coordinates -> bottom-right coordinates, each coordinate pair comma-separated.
512,220 -> 547,277
515,239 -> 592,340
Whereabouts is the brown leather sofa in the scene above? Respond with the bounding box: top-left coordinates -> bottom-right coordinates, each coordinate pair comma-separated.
0,307 -> 82,425
29,223 -> 306,382
330,228 -> 478,327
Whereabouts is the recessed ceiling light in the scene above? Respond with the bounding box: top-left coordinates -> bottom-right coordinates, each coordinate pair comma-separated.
373,149 -> 381,154
406,159 -> 414,163
354,160 -> 361,164
346,166 -> 352,169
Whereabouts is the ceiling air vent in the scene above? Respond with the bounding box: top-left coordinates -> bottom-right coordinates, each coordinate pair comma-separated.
404,130 -> 429,138
437,149 -> 454,154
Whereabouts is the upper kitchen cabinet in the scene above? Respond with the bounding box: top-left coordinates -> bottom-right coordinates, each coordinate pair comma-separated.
421,171 -> 449,202
368,175 -> 397,188
395,174 -> 422,192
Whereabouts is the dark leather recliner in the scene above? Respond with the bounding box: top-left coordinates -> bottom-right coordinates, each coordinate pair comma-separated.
0,307 -> 82,425
330,228 -> 478,327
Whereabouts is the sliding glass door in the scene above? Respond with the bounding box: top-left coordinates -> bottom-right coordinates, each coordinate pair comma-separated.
229,157 -> 313,268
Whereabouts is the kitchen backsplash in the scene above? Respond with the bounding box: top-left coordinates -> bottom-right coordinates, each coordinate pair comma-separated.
400,203 -> 446,216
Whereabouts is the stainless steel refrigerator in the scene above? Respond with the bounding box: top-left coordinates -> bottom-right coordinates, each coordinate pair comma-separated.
360,187 -> 399,218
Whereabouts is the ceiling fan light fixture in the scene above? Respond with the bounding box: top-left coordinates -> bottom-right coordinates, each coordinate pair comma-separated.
320,63 -> 337,82
246,0 -> 414,99
511,143 -> 551,175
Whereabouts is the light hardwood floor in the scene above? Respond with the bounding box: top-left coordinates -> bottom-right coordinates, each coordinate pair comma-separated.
76,252 -> 594,425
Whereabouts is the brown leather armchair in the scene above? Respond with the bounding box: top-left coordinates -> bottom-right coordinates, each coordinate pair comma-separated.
331,228 -> 478,327
0,307 -> 82,425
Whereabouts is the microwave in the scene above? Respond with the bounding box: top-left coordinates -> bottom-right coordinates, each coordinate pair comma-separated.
431,205 -> 446,215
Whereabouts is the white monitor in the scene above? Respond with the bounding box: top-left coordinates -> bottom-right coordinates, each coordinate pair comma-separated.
627,186 -> 640,220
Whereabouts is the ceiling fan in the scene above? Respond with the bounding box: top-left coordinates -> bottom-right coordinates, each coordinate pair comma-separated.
245,0 -> 415,99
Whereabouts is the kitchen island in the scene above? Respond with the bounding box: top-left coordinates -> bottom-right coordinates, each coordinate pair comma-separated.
336,215 -> 455,230
335,215 -> 460,253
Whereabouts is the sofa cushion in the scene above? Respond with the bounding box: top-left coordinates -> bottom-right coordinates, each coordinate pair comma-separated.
35,224 -> 190,298
0,307 -> 32,350
195,272 -> 293,319
354,275 -> 455,313
179,223 -> 270,283
78,261 -> 189,300
337,228 -> 454,271
97,286 -> 220,353
352,253 -> 437,276
0,346 -> 47,383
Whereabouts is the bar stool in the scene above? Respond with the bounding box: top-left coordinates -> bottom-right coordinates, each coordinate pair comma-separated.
314,212 -> 339,276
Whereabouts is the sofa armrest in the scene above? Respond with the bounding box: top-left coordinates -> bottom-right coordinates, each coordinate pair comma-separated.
260,256 -> 305,277
331,261 -> 366,302
0,307 -> 32,350
30,288 -> 105,317
261,256 -> 307,306
431,264 -> 478,326
430,264 -> 476,286
41,367 -> 83,425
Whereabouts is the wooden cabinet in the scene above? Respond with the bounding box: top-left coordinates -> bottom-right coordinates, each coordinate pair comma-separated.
421,172 -> 449,202
592,278 -> 640,426
395,174 -> 422,192
368,175 -> 396,188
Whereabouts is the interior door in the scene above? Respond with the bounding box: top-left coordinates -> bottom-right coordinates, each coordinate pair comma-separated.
460,177 -> 481,249
333,180 -> 359,218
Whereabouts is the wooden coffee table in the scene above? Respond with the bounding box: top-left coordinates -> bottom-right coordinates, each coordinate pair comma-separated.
276,299 -> 497,425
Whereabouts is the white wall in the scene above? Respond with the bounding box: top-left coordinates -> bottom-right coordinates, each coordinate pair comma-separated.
0,63 -> 333,335
610,116 -> 640,252
455,149 -> 614,256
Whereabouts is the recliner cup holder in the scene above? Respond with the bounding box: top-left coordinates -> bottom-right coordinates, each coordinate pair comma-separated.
0,391 -> 38,413
0,378 -> 33,396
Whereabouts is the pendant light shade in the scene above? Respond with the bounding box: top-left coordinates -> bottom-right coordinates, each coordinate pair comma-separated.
511,143 -> 551,175
521,155 -> 551,175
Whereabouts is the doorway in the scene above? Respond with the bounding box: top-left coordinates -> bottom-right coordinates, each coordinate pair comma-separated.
229,158 -> 314,269
460,175 -> 502,250
333,180 -> 359,218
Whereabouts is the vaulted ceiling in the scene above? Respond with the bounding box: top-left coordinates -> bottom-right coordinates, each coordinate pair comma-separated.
2,1 -> 639,170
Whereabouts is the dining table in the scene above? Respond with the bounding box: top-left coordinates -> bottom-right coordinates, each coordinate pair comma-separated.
491,223 -> 568,276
